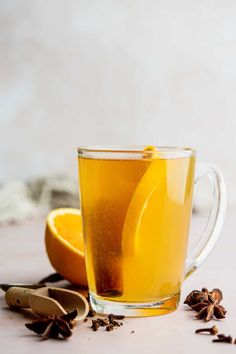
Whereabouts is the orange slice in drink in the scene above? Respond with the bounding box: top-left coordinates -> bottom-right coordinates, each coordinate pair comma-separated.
122,147 -> 166,255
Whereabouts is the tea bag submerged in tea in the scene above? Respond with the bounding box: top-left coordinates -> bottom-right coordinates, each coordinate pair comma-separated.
78,150 -> 152,298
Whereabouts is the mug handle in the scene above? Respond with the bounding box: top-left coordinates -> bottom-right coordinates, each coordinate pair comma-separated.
185,163 -> 227,279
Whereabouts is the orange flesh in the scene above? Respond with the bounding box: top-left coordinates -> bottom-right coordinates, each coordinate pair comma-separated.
53,214 -> 84,250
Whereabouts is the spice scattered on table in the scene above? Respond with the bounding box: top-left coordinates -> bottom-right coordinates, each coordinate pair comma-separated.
90,314 -> 125,332
195,325 -> 218,335
4,283 -> 233,343
91,319 -> 100,331
87,309 -> 96,318
195,326 -> 236,344
25,309 -> 78,339
185,287 -> 236,346
213,334 -> 233,344
184,287 -> 226,321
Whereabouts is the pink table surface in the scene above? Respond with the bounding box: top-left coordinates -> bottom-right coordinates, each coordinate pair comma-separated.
0,206 -> 235,354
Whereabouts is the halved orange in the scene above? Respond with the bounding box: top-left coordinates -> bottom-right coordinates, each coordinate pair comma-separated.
45,208 -> 87,286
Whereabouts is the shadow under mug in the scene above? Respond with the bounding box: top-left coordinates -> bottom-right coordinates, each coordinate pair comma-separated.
77,146 -> 226,317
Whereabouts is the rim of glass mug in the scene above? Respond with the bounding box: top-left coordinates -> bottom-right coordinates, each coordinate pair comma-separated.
77,146 -> 196,159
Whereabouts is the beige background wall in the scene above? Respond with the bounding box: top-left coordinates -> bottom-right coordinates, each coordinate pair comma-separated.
0,1 -> 235,202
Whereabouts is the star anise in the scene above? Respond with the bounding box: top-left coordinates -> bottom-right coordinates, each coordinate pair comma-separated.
184,287 -> 226,321
195,302 -> 226,321
25,309 -> 78,339
184,288 -> 209,306
209,288 -> 223,304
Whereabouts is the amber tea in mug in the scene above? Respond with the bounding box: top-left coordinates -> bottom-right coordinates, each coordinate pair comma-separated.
78,146 -> 226,316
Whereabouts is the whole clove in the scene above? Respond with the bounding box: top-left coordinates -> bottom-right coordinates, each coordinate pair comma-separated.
213,334 -> 233,344
87,309 -> 96,318
106,324 -> 114,332
91,320 -> 100,331
96,318 -> 110,327
195,325 -> 218,335
108,314 -> 125,320
89,313 -> 125,332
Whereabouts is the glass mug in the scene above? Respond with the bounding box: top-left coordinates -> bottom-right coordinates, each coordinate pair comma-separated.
77,146 -> 226,317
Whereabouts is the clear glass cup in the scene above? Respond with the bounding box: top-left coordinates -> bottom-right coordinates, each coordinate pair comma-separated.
77,146 -> 226,317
